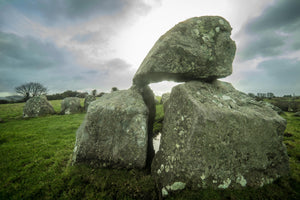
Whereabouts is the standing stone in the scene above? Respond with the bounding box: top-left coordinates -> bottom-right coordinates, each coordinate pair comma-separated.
133,16 -> 236,86
72,87 -> 155,169
23,96 -> 55,118
160,92 -> 171,105
61,97 -> 82,114
152,81 -> 289,195
84,95 -> 96,111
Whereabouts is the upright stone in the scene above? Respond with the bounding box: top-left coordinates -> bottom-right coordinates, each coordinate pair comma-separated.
160,92 -> 171,105
61,97 -> 82,114
133,16 -> 236,86
152,81 -> 289,195
72,87 -> 155,169
23,96 -> 55,118
84,95 -> 96,111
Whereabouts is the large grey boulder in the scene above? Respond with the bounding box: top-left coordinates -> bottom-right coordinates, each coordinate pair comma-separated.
23,96 -> 55,118
61,97 -> 82,114
133,16 -> 236,86
152,81 -> 289,196
84,95 -> 96,111
72,87 -> 155,169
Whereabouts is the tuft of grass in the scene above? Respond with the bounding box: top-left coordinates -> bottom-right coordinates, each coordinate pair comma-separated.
153,104 -> 164,135
282,112 -> 300,184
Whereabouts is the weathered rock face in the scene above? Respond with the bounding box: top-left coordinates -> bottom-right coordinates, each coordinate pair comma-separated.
152,81 -> 289,196
72,87 -> 155,169
133,16 -> 236,86
84,95 -> 96,111
61,97 -> 82,114
23,96 -> 55,118
160,92 -> 170,105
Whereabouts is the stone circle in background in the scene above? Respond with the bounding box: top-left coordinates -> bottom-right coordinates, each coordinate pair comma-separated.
23,96 -> 55,118
61,97 -> 82,115
84,95 -> 97,111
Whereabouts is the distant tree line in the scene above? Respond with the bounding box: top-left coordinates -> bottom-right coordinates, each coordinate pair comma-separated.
248,93 -> 300,112
0,84 -> 118,104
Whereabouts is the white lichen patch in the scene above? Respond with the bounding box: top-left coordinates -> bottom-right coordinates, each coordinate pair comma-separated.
193,28 -> 200,36
222,95 -> 231,100
218,178 -> 231,189
165,165 -> 170,173
219,19 -> 224,25
200,173 -> 206,180
170,182 -> 186,191
260,177 -> 274,187
236,174 -> 247,187
160,164 -> 164,171
162,188 -> 168,197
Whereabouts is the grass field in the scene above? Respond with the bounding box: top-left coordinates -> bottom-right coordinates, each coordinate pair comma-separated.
0,100 -> 299,199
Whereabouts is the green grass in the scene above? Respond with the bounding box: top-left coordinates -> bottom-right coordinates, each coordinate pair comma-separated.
153,104 -> 164,135
0,100 -> 299,199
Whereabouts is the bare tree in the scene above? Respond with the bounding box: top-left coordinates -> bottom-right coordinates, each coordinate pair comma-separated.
15,82 -> 47,101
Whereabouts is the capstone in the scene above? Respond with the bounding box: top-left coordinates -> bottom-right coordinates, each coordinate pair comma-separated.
133,16 -> 236,86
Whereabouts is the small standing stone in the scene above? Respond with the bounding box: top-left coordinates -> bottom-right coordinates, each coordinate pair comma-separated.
61,97 -> 82,114
84,95 -> 96,111
23,96 -> 55,118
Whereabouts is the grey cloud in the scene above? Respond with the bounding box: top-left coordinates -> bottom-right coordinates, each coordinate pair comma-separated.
0,32 -> 65,69
239,0 -> 300,61
0,0 -> 158,96
238,32 -> 286,60
0,31 -> 104,94
236,58 -> 300,95
1,0 -> 152,26
105,58 -> 131,71
247,0 -> 300,33
4,0 -> 123,25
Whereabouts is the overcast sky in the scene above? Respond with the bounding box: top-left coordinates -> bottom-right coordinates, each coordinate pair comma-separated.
0,0 -> 299,97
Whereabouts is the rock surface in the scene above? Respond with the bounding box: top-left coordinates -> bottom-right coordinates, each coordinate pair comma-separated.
294,111 -> 300,117
160,92 -> 171,105
152,81 -> 289,195
84,95 -> 96,111
133,16 -> 236,86
23,96 -> 55,118
61,97 -> 82,114
72,87 -> 154,169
